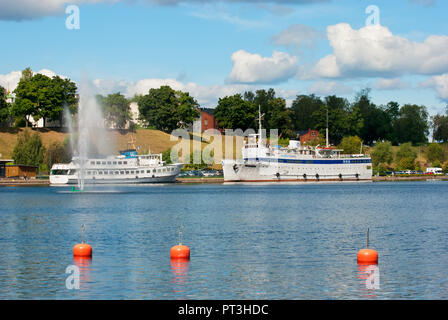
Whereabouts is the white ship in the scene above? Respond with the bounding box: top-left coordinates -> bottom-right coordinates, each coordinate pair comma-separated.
222,109 -> 372,182
50,147 -> 183,185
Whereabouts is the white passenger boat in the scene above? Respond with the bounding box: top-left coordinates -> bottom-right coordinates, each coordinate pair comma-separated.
222,109 -> 372,182
50,148 -> 183,185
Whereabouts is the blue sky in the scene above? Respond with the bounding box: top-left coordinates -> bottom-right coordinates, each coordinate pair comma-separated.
0,0 -> 447,115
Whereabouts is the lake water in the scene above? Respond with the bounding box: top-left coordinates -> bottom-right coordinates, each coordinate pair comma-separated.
0,181 -> 447,299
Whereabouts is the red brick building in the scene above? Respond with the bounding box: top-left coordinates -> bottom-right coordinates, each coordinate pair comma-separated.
298,129 -> 319,145
198,108 -> 219,133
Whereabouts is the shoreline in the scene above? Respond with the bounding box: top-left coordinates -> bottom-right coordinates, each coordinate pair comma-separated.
2,175 -> 447,186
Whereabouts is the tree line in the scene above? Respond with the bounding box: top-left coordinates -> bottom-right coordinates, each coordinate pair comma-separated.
2,68 -> 448,150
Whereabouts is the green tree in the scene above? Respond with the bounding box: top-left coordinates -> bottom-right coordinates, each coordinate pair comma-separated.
431,110 -> 448,143
393,104 -> 429,145
44,138 -> 72,171
338,136 -> 363,154
11,69 -> 77,127
214,94 -> 257,131
97,92 -> 131,129
426,143 -> 446,164
290,94 -> 324,132
243,89 -> 293,137
312,95 -> 361,145
138,86 -> 199,132
0,86 -> 10,124
371,141 -> 394,167
395,142 -> 417,170
353,88 -> 391,145
12,130 -> 45,168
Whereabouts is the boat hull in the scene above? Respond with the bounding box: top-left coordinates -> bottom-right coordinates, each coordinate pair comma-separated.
222,159 -> 372,182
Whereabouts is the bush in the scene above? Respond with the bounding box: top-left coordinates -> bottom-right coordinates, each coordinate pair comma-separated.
396,157 -> 416,170
426,143 -> 446,164
396,142 -> 417,163
371,141 -> 393,167
12,129 -> 45,167
44,139 -> 72,172
338,136 -> 362,154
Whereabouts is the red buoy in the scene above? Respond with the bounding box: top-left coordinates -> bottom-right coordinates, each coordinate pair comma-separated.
357,248 -> 378,264
73,243 -> 92,257
73,224 -> 92,257
357,228 -> 378,264
170,244 -> 190,260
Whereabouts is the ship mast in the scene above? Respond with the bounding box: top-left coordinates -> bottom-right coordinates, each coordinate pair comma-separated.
326,106 -> 329,148
257,105 -> 264,149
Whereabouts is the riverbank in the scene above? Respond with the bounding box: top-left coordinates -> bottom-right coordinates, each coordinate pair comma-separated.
2,175 -> 447,186
0,178 -> 50,185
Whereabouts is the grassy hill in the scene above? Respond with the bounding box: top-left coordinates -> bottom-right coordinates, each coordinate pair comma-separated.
0,128 -> 219,168
2,128 -> 446,170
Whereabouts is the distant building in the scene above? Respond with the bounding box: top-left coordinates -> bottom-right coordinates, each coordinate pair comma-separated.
5,164 -> 37,178
0,158 -> 14,178
190,108 -> 220,133
297,129 -> 319,145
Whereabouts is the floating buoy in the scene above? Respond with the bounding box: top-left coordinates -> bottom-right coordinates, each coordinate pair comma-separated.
170,245 -> 190,260
73,243 -> 92,257
73,224 -> 92,257
357,228 -> 378,264
171,227 -> 190,260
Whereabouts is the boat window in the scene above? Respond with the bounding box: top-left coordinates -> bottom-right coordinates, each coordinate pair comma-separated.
109,171 -> 114,174
153,169 -> 156,173
123,161 -> 127,165
96,161 -> 101,165
98,171 -> 103,175
157,169 -> 161,173
120,171 -> 124,174
102,161 -> 106,165
90,161 -> 95,165
118,161 -> 122,165
131,171 -> 134,174
113,161 -> 117,165
87,171 -> 91,175
126,171 -> 129,174
115,171 -> 119,174
51,170 -> 68,175
107,161 -> 111,165
147,170 -> 150,173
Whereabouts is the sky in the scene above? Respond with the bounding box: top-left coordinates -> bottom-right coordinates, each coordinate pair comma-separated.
0,0 -> 447,115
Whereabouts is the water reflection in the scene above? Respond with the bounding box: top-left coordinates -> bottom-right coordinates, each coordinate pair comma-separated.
73,256 -> 92,290
357,263 -> 380,298
171,258 -> 190,294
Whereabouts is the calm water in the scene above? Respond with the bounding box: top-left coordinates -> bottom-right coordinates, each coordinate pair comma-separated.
0,181 -> 448,299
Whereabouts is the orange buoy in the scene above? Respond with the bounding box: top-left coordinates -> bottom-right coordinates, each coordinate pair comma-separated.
171,227 -> 190,260
73,243 -> 92,257
73,224 -> 92,257
357,228 -> 378,264
357,248 -> 378,264
170,244 -> 190,260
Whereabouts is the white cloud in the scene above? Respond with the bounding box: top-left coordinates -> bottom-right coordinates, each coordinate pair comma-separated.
0,0 -> 331,20
308,81 -> 352,96
311,23 -> 448,79
0,0 -> 119,21
227,50 -> 298,84
421,74 -> 448,102
0,69 -> 66,92
271,24 -> 324,52
373,78 -> 410,90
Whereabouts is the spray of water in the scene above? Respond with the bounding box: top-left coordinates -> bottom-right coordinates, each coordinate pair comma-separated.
76,75 -> 114,190
63,103 -> 75,155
